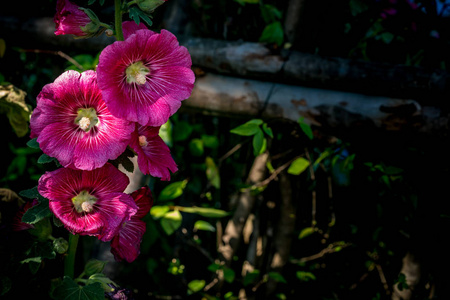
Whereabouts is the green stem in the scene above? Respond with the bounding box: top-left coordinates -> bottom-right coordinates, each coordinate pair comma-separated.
114,0 -> 124,41
64,234 -> 79,279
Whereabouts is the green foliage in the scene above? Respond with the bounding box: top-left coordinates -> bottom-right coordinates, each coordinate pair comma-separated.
230,118 -> 273,156
287,157 -> 310,175
128,6 -> 153,27
52,276 -> 104,300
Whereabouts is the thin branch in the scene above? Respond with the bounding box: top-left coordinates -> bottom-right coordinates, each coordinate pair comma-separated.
18,49 -> 85,70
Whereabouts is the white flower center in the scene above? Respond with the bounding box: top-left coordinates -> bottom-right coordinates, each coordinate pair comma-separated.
72,190 -> 97,213
126,61 -> 150,85
139,135 -> 148,147
75,108 -> 99,132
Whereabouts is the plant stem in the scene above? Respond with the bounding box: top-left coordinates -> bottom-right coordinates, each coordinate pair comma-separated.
114,0 -> 124,41
64,234 -> 79,279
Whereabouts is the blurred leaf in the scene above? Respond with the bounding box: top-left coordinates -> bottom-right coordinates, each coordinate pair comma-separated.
181,206 -> 229,218
84,259 -> 107,277
223,268 -> 236,283
0,275 -> 11,296
201,134 -> 219,149
205,156 -> 220,188
298,117 -> 313,140
298,227 -> 315,239
252,129 -> 266,156
296,271 -> 316,282
19,186 -> 40,199
259,21 -> 284,46
26,138 -> 40,150
349,0 -> 369,16
158,180 -> 187,201
173,120 -> 193,141
187,279 -> 205,294
159,119 -> 173,147
230,119 -> 262,136
268,272 -> 287,283
287,157 -> 310,175
243,270 -> 260,286
189,138 -> 204,157
38,153 -> 57,164
194,220 -> 216,232
0,84 -> 31,137
262,123 -> 273,138
260,4 -> 282,23
52,276 -> 104,300
160,210 -> 182,235
150,205 -> 170,219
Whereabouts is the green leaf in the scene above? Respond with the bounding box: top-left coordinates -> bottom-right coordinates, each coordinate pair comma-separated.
160,210 -> 182,235
296,271 -> 316,282
262,123 -> 273,138
38,153 -> 57,164
150,205 -> 170,219
84,259 -> 107,277
298,117 -> 313,140
19,186 -> 40,199
181,206 -> 229,218
205,157 -> 220,189
201,134 -> 219,149
0,275 -> 12,296
243,270 -> 260,286
188,280 -> 205,294
52,276 -> 104,300
287,157 -> 310,175
0,84 -> 32,137
189,138 -> 204,157
259,21 -> 284,46
223,268 -> 236,283
230,119 -> 262,136
298,227 -> 315,239
260,4 -> 282,23
26,138 -> 40,149
173,120 -> 193,141
194,220 -> 216,232
128,7 -> 153,27
252,129 -> 266,156
22,198 -> 52,224
268,272 -> 287,283
158,180 -> 187,201
159,119 -> 173,147
349,0 -> 369,16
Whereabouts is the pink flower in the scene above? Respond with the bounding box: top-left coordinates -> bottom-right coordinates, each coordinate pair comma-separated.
129,125 -> 178,181
122,21 -> 148,40
30,70 -> 135,171
54,0 -> 102,38
110,186 -> 153,262
97,29 -> 195,127
38,163 -> 138,241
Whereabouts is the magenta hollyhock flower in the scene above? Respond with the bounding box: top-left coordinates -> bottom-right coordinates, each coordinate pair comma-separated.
110,186 -> 153,262
122,21 -> 148,40
54,0 -> 101,38
38,163 -> 138,241
96,28 -> 195,127
30,70 -> 135,171
129,125 -> 178,181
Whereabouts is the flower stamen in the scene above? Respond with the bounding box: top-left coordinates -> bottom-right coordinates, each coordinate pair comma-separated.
126,61 -> 150,85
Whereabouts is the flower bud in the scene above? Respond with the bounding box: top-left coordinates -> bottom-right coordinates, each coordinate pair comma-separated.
53,237 -> 69,254
54,0 -> 105,39
136,0 -> 167,13
84,259 -> 107,277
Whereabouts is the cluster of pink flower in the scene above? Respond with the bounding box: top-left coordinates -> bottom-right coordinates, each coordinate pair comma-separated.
28,0 -> 194,262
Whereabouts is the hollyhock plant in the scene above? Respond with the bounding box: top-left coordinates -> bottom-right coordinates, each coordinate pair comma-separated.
96,28 -> 195,127
129,125 -> 178,181
30,70 -> 135,171
38,163 -> 138,241
54,0 -> 104,38
122,20 -> 148,40
12,199 -> 38,232
110,186 -> 153,262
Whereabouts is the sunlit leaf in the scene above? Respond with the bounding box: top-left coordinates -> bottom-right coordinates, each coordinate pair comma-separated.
150,205 -> 170,219
287,157 -> 310,175
181,206 -> 229,218
230,119 -> 262,136
205,156 -> 220,189
160,210 -> 182,235
187,279 -> 205,294
298,227 -> 315,239
268,272 -> 287,283
296,271 -> 316,282
298,117 -> 313,140
194,220 -> 216,232
253,129 -> 266,156
0,84 -> 32,137
262,123 -> 273,138
189,138 -> 204,157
